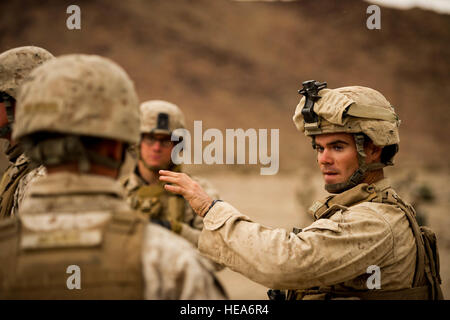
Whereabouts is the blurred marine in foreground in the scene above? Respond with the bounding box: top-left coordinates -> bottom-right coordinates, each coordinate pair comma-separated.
160,81 -> 443,300
0,46 -> 54,219
0,54 -> 226,299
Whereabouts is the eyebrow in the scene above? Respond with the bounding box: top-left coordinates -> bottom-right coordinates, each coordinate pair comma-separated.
316,140 -> 350,147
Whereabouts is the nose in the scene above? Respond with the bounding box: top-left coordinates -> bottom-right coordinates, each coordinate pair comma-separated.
318,148 -> 333,166
151,140 -> 163,150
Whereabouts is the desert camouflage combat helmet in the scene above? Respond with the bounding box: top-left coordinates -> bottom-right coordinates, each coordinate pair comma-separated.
293,81 -> 401,193
13,54 -> 140,144
137,100 -> 185,171
0,46 -> 54,99
140,100 -> 185,135
0,46 -> 54,137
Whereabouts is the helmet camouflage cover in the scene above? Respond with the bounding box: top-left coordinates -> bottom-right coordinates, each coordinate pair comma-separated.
293,85 -> 400,148
13,54 -> 140,144
140,100 -> 185,135
293,83 -> 401,193
0,46 -> 54,99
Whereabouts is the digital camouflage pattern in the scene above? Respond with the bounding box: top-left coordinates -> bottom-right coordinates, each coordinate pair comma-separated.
293,86 -> 400,149
13,54 -> 140,144
0,46 -> 53,219
0,148 -> 44,220
1,54 -> 227,299
0,46 -> 54,99
0,173 -> 226,299
198,179 -> 421,295
0,139 -> 10,177
126,98 -> 220,246
121,168 -> 219,246
195,85 -> 441,299
11,164 -> 46,217
294,84 -> 402,194
139,100 -> 186,135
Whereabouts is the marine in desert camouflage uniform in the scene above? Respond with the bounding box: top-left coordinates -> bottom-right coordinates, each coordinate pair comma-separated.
121,100 -> 219,247
0,54 -> 226,299
0,46 -> 53,219
160,81 -> 443,300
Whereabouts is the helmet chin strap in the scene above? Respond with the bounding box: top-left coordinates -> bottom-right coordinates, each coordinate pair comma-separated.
324,134 -> 386,194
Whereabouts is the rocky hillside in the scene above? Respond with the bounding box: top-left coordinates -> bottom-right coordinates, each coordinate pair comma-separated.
1,0 -> 449,171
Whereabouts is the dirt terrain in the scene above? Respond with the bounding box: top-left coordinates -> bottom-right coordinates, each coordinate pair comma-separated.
1,0 -> 449,171
1,0 -> 449,299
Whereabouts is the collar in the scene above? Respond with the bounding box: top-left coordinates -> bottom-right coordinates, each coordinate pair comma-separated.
122,167 -> 149,192
309,178 -> 392,220
27,172 -> 125,198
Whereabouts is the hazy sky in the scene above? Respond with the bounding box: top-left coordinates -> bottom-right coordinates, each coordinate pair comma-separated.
365,0 -> 450,14
232,0 -> 450,15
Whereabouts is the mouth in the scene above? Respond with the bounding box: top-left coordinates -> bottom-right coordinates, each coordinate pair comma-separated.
322,171 -> 340,183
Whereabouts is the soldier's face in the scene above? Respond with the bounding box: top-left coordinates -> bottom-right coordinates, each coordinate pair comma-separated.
139,133 -> 174,168
315,133 -> 359,186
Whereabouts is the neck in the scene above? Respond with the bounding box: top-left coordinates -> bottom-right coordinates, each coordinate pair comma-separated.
137,160 -> 159,184
363,168 -> 384,185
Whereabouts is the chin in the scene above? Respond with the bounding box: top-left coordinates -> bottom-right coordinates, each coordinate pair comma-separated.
324,177 -> 340,185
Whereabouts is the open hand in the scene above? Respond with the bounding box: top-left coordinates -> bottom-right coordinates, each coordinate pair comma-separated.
159,170 -> 213,217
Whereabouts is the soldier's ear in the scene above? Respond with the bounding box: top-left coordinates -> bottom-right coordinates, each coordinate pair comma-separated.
365,141 -> 382,163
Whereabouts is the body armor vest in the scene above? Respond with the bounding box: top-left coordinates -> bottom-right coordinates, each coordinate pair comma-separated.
122,166 -> 186,223
0,210 -> 146,299
132,183 -> 185,222
286,181 -> 443,300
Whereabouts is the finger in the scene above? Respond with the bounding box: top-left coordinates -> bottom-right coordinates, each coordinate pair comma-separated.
159,170 -> 179,177
159,175 -> 179,184
164,184 -> 183,195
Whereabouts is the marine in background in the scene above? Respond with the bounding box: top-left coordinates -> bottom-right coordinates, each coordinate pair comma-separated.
121,100 -> 219,247
0,46 -> 53,219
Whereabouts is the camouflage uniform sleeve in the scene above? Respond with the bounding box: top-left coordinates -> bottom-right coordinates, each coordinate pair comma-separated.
198,201 -> 397,290
142,224 -> 227,299
119,173 -> 142,210
12,165 -> 46,218
179,218 -> 202,246
0,140 -> 10,178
